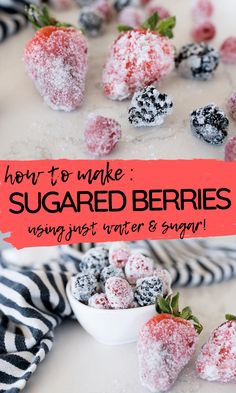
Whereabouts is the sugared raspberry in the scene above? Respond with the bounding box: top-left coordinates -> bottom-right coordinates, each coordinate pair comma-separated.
192,0 -> 214,22
220,37 -> 236,64
92,0 -> 113,22
175,43 -> 219,81
71,273 -> 98,302
227,92 -> 236,121
102,29 -> 174,101
84,114 -> 122,156
196,318 -> 236,382
105,277 -> 134,309
118,6 -> 145,28
79,247 -> 109,276
128,86 -> 173,127
225,136 -> 236,162
147,3 -> 170,19
153,267 -> 172,296
191,20 -> 216,43
24,28 -> 88,112
100,265 -> 125,289
134,276 -> 163,306
125,253 -> 154,284
109,242 -> 131,268
190,104 -> 229,145
88,293 -> 110,309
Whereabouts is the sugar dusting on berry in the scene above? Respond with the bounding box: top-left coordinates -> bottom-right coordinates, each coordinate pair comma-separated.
88,292 -> 110,309
109,242 -> 131,268
102,30 -> 174,100
227,92 -> 236,121
191,21 -> 216,43
138,317 -> 198,392
125,253 -> 154,284
105,277 -> 134,309
220,37 -> 236,64
134,276 -> 163,306
196,320 -> 236,382
225,136 -> 236,161
118,6 -> 145,28
79,246 -> 109,276
84,114 -> 122,156
24,28 -> 88,112
71,272 -> 98,302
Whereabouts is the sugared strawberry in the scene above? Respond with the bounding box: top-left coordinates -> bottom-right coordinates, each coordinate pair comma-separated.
24,5 -> 88,112
196,314 -> 236,382
102,12 -> 175,100
138,293 -> 202,392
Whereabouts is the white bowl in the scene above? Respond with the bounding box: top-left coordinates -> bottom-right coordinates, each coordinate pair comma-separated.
66,282 -> 156,345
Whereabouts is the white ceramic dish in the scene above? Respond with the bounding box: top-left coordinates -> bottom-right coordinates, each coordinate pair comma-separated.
66,281 -> 156,345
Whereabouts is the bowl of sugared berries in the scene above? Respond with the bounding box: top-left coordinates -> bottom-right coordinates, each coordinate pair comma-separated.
67,242 -> 172,345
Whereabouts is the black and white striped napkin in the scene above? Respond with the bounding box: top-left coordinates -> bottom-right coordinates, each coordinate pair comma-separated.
0,0 -> 39,43
0,239 -> 236,392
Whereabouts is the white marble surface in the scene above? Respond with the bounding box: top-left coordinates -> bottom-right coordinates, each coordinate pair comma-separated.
0,0 -> 236,160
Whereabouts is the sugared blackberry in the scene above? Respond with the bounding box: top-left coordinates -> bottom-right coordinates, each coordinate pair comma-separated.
114,0 -> 130,12
134,276 -> 163,306
128,86 -> 173,128
71,272 -> 98,302
190,104 -> 229,145
175,43 -> 219,81
79,247 -> 109,276
79,8 -> 104,37
100,265 -> 125,289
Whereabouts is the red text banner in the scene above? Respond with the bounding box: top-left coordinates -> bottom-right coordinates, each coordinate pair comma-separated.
0,159 -> 235,249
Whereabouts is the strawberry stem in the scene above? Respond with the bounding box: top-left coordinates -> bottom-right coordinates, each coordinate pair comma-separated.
225,314 -> 236,321
117,12 -> 176,38
156,292 -> 203,334
26,4 -> 73,30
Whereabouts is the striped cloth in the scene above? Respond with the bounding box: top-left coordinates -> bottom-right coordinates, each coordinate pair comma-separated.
0,0 -> 39,43
0,239 -> 236,392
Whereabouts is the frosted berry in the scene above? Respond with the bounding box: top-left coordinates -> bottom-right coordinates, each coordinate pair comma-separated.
227,92 -> 236,121
191,20 -> 216,43
192,0 -> 214,22
100,265 -> 125,289
220,37 -> 236,64
92,0 -> 113,23
153,267 -> 172,296
114,0 -> 130,13
88,293 -> 110,309
102,17 -> 175,100
134,276 -> 163,306
196,315 -> 236,382
190,104 -> 229,145
128,86 -> 173,127
79,247 -> 109,276
175,43 -> 219,81
84,114 -> 122,156
118,6 -> 145,28
125,253 -> 154,284
147,3 -> 170,19
71,272 -> 97,302
109,242 -> 131,268
79,8 -> 104,37
225,136 -> 236,162
105,277 -> 134,309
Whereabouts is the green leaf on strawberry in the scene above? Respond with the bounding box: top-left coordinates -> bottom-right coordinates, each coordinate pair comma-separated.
225,314 -> 236,321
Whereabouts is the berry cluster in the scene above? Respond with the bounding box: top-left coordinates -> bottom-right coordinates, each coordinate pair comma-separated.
70,243 -> 172,309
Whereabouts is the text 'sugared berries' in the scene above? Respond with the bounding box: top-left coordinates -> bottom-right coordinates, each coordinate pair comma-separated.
100,265 -> 125,289
175,43 -> 219,81
125,253 -> 154,284
128,86 -> 173,127
196,314 -> 236,382
225,136 -> 236,161
71,272 -> 98,302
79,8 -> 104,37
84,114 -> 122,156
220,37 -> 236,64
118,6 -> 144,28
191,20 -> 216,43
88,293 -> 110,309
79,247 -> 109,276
134,276 -> 163,306
190,104 -> 229,145
24,5 -> 88,112
105,277 -> 134,309
109,242 -> 131,268
227,92 -> 236,121
138,293 -> 202,392
102,12 -> 175,100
